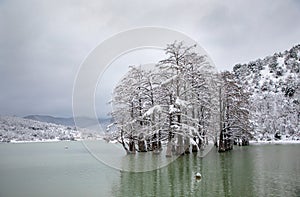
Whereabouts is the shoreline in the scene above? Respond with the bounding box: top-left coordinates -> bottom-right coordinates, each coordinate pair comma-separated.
249,140 -> 300,145
1,137 -> 104,144
1,139 -> 300,145
9,139 -> 73,144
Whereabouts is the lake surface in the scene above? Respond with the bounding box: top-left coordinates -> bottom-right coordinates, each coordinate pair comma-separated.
0,141 -> 299,197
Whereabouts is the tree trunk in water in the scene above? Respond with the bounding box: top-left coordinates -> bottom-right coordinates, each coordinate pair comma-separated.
167,94 -> 174,157
214,139 -> 218,147
176,107 -> 184,155
146,136 -> 152,151
138,139 -> 147,152
120,129 -> 129,153
218,87 -> 226,153
198,137 -> 203,150
176,134 -> 184,155
152,133 -> 158,151
242,137 -> 249,146
158,131 -> 162,150
128,138 -> 136,154
166,141 -> 172,157
218,141 -> 225,152
184,136 -> 190,154
218,129 -> 225,152
166,131 -> 173,157
192,137 -> 198,152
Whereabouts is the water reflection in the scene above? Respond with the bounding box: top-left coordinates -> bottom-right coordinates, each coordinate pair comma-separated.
120,151 -> 177,172
112,145 -> 300,197
83,140 -> 179,172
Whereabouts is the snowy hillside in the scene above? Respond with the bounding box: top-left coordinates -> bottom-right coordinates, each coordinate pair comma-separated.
232,44 -> 300,141
0,116 -> 100,143
233,44 -> 299,95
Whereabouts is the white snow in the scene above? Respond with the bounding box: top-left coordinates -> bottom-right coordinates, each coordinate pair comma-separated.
250,140 -> 300,145
169,105 -> 180,114
277,57 -> 285,66
175,97 -> 189,107
142,105 -> 162,117
190,138 -> 198,146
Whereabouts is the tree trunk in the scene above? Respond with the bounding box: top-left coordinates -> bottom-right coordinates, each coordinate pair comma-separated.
138,134 -> 147,152
219,127 -> 226,152
146,136 -> 152,151
198,137 -> 203,150
128,137 -> 136,154
176,134 -> 184,155
176,111 -> 184,155
218,87 -> 226,153
158,130 -> 162,150
192,137 -> 198,152
152,133 -> 158,151
184,137 -> 190,154
120,129 -> 129,153
166,141 -> 172,157
166,94 -> 174,156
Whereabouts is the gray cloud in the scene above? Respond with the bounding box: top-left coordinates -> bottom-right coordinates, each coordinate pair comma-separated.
0,0 -> 299,117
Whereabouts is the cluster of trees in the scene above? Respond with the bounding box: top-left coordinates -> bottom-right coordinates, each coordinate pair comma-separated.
109,42 -> 252,156
233,44 -> 300,141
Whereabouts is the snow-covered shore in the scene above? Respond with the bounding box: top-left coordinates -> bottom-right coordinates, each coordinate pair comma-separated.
249,140 -> 300,145
8,137 -> 104,144
9,139 -> 61,144
3,138 -> 300,145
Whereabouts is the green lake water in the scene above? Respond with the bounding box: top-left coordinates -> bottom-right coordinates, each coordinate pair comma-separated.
0,141 -> 299,197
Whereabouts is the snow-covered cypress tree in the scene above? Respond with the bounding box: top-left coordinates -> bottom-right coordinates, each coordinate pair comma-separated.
218,71 -> 252,152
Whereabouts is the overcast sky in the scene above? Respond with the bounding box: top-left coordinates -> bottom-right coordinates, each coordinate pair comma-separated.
0,0 -> 299,118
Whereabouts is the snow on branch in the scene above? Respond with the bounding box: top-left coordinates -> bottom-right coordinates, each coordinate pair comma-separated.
169,105 -> 180,114
142,105 -> 162,118
175,97 -> 190,107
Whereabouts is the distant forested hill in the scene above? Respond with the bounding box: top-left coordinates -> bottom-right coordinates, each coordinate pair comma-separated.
24,115 -> 112,128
